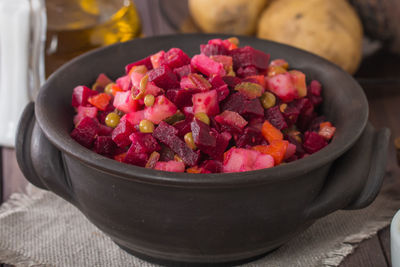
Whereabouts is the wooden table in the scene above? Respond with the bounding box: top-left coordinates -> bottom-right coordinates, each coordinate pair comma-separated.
1,0 -> 399,266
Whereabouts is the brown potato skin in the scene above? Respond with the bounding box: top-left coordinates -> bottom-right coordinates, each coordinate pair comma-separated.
257,0 -> 363,74
189,0 -> 268,35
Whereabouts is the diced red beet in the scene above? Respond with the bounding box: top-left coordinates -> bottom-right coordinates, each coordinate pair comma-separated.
309,80 -> 322,96
173,64 -> 192,80
200,43 -> 229,57
73,106 -> 98,125
129,132 -> 161,154
124,144 -> 148,167
166,89 -> 193,108
173,115 -> 193,137
98,124 -> 113,136
209,75 -> 226,89
243,98 -> 264,118
221,92 -> 246,114
307,81 -> 323,107
264,106 -> 288,130
230,46 -> 270,71
164,48 -> 191,69
113,91 -> 139,113
303,131 -> 328,154
159,145 -> 175,161
212,131 -> 231,160
215,110 -> 248,133
201,160 -> 223,173
282,104 -> 300,126
144,95 -> 178,124
236,126 -> 264,148
93,136 -> 117,156
111,119 -> 135,148
125,56 -> 153,74
309,116 -> 327,132
222,76 -> 241,89
148,65 -> 179,89
153,121 -> 199,166
191,119 -> 217,152
191,54 -> 226,77
267,73 -> 298,102
116,75 -> 132,91
72,86 -> 98,107
236,66 -> 259,78
215,84 -> 230,102
192,90 -> 220,116
70,117 -> 99,148
154,161 -> 185,172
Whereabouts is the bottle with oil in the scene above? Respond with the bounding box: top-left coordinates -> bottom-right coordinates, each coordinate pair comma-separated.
45,0 -> 141,75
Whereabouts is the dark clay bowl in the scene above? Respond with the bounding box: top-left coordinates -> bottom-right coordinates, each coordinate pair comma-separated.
16,34 -> 390,265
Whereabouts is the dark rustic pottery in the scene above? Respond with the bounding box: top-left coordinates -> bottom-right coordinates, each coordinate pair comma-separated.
16,34 -> 390,265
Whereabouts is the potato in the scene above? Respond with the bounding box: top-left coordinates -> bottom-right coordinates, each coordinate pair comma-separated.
257,0 -> 363,74
189,0 -> 268,35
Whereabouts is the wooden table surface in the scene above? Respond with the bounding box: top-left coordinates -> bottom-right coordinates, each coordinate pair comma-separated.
1,0 -> 399,266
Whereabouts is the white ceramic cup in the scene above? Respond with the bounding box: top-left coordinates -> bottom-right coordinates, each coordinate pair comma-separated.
392,209 -> 400,267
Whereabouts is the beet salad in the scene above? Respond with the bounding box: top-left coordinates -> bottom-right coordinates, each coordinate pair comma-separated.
70,37 -> 336,173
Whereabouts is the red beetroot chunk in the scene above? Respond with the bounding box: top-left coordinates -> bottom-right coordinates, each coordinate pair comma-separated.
153,122 -> 199,166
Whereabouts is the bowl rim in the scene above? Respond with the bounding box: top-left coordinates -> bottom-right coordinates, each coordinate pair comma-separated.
35,33 -> 369,187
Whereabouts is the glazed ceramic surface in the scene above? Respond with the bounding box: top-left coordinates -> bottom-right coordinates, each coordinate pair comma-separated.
16,34 -> 390,265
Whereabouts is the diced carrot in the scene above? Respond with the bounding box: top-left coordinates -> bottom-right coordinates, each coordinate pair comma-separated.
253,140 -> 288,165
111,84 -> 124,96
247,75 -> 266,88
187,166 -> 203,173
262,120 -> 283,143
252,145 -> 269,154
320,121 -> 332,129
114,152 -> 127,162
88,93 -> 112,111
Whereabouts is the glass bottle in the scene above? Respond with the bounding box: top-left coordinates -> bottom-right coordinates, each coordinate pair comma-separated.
45,0 -> 141,75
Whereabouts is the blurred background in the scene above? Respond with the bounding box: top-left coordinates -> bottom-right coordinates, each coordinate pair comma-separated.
44,0 -> 400,79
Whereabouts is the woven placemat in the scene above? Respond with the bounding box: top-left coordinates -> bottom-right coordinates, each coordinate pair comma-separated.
1,174 -> 399,267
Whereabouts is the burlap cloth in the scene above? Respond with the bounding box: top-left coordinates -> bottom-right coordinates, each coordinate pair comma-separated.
1,170 -> 399,267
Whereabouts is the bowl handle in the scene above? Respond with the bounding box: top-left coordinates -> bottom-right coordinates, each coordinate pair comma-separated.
16,102 -> 76,204
305,123 -> 390,221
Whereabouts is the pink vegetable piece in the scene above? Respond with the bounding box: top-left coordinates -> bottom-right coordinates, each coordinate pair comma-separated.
113,91 -> 139,113
154,161 -> 185,172
71,86 -> 98,107
192,90 -> 219,116
191,54 -> 226,77
144,95 -> 177,124
123,110 -> 145,126
125,56 -> 153,74
73,106 -> 98,125
223,148 -> 274,173
267,73 -> 298,102
70,117 -> 99,148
